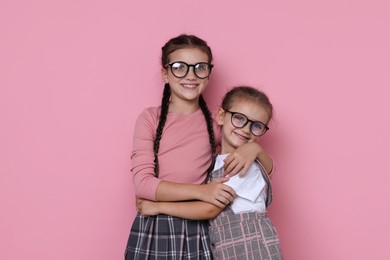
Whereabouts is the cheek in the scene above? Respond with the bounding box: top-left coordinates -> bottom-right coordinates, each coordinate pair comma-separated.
202,79 -> 209,87
222,120 -> 234,131
217,115 -> 229,126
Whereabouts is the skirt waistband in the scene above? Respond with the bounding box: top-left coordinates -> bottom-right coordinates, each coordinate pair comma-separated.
210,210 -> 267,227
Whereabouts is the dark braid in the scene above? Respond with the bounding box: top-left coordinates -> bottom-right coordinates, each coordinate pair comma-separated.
199,94 -> 216,182
153,83 -> 171,177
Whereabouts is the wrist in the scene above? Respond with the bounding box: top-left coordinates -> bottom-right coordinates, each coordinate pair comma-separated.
184,183 -> 204,201
195,184 -> 205,201
156,202 -> 164,215
257,148 -> 265,159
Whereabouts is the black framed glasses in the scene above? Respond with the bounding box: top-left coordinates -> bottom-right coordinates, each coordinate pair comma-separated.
224,109 -> 269,136
165,61 -> 213,79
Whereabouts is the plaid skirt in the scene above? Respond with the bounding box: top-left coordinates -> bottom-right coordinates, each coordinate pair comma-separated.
125,213 -> 213,260
209,208 -> 283,260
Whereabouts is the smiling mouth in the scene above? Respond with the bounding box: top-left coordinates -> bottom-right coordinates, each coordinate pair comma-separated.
234,132 -> 249,140
181,84 -> 198,89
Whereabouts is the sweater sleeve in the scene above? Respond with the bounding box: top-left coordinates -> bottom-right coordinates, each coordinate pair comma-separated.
131,108 -> 162,201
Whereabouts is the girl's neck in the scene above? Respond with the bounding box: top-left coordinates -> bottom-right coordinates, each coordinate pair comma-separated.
168,100 -> 200,115
220,139 -> 235,154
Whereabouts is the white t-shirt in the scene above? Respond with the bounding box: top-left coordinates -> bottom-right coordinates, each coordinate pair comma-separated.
214,154 -> 267,214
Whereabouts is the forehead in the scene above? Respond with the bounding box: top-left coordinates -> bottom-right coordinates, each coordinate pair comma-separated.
229,99 -> 270,123
168,48 -> 209,63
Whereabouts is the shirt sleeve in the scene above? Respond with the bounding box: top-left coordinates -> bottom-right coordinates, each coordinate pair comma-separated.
223,164 -> 265,202
131,108 -> 162,201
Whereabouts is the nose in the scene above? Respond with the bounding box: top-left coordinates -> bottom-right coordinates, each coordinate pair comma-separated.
185,66 -> 197,79
241,122 -> 252,134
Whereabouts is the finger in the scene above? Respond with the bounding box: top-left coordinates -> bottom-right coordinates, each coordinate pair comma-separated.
218,193 -> 234,205
212,199 -> 225,208
214,188 -> 236,207
226,162 -> 244,177
224,161 -> 238,174
238,164 -> 250,177
224,187 -> 236,199
219,194 -> 234,204
212,177 -> 229,183
216,198 -> 230,206
223,154 -> 234,164
219,190 -> 236,204
220,185 -> 236,199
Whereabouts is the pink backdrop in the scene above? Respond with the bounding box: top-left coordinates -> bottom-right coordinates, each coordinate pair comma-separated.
1,0 -> 389,259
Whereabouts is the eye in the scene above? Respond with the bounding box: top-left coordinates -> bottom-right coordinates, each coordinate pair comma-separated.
252,122 -> 266,134
233,114 -> 245,121
171,62 -> 187,71
232,114 -> 247,125
195,63 -> 208,71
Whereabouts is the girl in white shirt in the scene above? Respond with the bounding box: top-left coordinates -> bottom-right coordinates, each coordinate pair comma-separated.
138,86 -> 283,260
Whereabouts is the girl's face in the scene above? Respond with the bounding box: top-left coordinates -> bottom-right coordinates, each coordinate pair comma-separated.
217,99 -> 270,154
162,48 -> 210,111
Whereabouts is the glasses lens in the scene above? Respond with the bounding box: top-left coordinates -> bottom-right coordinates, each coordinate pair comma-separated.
170,62 -> 188,77
251,122 -> 267,136
194,63 -> 211,78
231,113 -> 247,128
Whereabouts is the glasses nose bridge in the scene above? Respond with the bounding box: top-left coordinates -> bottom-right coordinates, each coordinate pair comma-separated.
185,64 -> 197,78
242,119 -> 253,132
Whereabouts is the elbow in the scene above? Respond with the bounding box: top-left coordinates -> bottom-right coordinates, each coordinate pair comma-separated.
133,185 -> 156,201
204,205 -> 223,219
132,176 -> 159,201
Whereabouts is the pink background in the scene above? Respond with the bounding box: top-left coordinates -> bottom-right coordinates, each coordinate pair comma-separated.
1,0 -> 389,259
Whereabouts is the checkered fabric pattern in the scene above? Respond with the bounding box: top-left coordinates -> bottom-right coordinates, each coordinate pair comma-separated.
209,209 -> 283,260
125,213 -> 212,260
208,164 -> 283,260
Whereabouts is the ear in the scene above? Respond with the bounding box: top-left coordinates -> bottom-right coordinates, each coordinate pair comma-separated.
161,67 -> 169,83
215,108 -> 226,126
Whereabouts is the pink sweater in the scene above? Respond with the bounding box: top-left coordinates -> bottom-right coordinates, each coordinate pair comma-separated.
131,107 -> 220,201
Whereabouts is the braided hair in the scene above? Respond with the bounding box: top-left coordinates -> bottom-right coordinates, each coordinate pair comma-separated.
154,34 -> 215,181
153,83 -> 171,176
199,94 -> 216,180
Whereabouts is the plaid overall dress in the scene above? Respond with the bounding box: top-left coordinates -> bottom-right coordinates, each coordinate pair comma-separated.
208,163 -> 283,260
